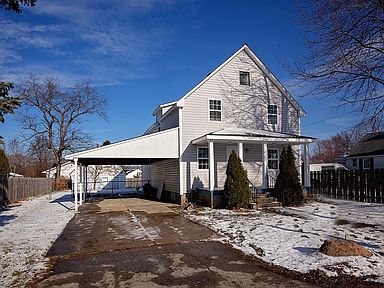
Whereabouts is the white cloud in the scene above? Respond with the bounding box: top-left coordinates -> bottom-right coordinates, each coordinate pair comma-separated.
0,0 -> 192,86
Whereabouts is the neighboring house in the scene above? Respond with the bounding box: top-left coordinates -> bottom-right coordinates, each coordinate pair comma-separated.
310,163 -> 348,172
126,168 -> 142,179
43,162 -> 126,192
66,44 -> 314,208
8,172 -> 24,177
344,132 -> 384,171
42,161 -> 74,179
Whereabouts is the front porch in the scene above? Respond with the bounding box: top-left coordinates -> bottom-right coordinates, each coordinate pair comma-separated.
191,128 -> 314,205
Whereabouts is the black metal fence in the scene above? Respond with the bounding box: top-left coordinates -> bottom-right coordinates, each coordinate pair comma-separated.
310,169 -> 384,203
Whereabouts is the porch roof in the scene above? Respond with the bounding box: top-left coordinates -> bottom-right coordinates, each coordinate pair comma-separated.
191,128 -> 315,145
65,128 -> 179,165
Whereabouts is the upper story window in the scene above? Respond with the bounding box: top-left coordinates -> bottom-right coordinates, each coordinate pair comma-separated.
363,158 -> 370,170
198,147 -> 209,169
268,104 -> 278,125
352,159 -> 357,167
209,99 -> 222,121
268,149 -> 279,169
239,71 -> 250,86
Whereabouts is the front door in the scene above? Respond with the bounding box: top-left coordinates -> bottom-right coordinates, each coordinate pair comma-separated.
226,145 -> 237,161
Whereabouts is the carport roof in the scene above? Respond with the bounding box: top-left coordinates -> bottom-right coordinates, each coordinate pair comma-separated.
65,128 -> 179,165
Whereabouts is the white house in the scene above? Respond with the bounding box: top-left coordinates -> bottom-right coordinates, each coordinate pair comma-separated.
66,44 -> 314,211
43,162 -> 126,193
310,163 -> 348,172
43,161 -> 74,179
344,132 -> 384,170
126,168 -> 142,179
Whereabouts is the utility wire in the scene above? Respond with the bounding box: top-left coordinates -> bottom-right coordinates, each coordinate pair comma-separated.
302,111 -> 353,127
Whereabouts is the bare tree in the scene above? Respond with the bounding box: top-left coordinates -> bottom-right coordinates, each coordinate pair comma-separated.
291,0 -> 384,130
18,75 -> 107,179
29,134 -> 54,177
0,0 -> 36,13
311,131 -> 356,163
7,137 -> 27,175
88,165 -> 104,190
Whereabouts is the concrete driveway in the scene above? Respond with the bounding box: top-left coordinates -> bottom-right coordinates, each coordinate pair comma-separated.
34,198 -> 318,287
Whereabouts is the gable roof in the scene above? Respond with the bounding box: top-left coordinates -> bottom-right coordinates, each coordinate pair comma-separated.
348,131 -> 384,157
152,101 -> 177,116
176,44 -> 305,115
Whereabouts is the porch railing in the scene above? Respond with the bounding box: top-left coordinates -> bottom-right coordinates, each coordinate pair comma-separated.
248,179 -> 259,209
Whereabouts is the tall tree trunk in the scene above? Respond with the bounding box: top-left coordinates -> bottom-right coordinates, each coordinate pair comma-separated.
55,159 -> 61,179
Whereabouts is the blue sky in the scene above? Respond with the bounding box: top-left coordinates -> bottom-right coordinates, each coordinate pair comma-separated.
0,0 -> 357,147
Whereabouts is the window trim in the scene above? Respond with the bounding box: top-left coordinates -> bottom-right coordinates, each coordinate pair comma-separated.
197,146 -> 209,170
363,158 -> 370,170
239,71 -> 250,86
267,104 -> 278,125
208,98 -> 222,122
268,148 -> 279,170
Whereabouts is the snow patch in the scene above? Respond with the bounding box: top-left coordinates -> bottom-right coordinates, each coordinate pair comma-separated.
186,198 -> 384,282
0,191 -> 75,287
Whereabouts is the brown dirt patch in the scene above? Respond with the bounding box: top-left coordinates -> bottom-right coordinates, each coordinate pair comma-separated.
319,239 -> 373,257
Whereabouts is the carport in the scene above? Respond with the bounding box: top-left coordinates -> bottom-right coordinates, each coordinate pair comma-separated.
65,128 -> 180,211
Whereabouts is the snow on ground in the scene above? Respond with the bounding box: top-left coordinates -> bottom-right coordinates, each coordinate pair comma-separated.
0,191 -> 75,287
186,198 -> 384,282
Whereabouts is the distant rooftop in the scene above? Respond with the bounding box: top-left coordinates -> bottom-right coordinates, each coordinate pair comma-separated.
349,131 -> 384,157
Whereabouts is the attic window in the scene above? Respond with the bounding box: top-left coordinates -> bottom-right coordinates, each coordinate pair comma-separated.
268,104 -> 278,125
209,99 -> 222,121
239,71 -> 250,86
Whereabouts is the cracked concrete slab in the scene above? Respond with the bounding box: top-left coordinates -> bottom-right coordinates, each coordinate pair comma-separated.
34,198 -> 318,287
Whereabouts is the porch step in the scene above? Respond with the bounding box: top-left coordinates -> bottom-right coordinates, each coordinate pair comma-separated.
249,192 -> 281,209
249,201 -> 281,209
253,196 -> 278,204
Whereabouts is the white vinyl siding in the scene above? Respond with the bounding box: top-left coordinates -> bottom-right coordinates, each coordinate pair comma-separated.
149,159 -> 180,194
179,49 -> 301,193
374,156 -> 384,169
159,107 -> 179,131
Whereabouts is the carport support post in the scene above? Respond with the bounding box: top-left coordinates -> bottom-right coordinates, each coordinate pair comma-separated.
74,158 -> 78,211
85,166 -> 88,201
82,165 -> 86,203
209,141 -> 214,208
79,164 -> 83,205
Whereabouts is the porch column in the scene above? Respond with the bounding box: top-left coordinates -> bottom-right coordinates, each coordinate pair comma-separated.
303,143 -> 310,187
238,142 -> 243,162
209,141 -> 215,192
262,143 -> 268,189
74,158 -> 78,212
